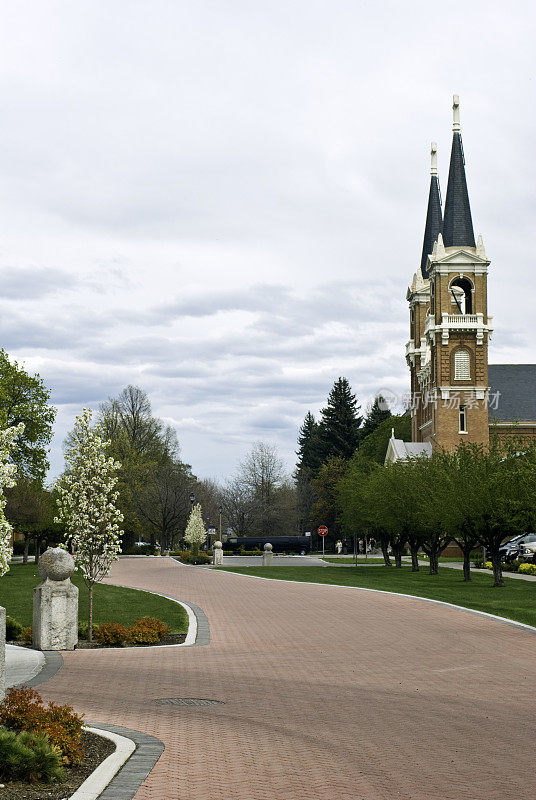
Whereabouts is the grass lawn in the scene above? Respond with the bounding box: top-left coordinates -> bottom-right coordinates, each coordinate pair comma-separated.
0,563 -> 188,633
322,556 -> 463,564
218,565 -> 536,627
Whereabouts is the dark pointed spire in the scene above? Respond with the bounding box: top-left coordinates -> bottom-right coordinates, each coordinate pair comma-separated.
442,95 -> 475,248
420,141 -> 443,278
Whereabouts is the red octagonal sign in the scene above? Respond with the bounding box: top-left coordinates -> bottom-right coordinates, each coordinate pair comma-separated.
318,526 -> 328,536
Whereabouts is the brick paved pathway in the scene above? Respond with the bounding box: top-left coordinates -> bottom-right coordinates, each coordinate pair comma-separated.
38,558 -> 535,800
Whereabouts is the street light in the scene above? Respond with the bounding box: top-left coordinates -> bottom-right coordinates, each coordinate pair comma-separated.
189,492 -> 195,508
218,504 -> 223,542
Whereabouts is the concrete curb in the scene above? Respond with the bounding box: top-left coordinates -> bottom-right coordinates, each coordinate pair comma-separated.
217,569 -> 536,634
13,649 -> 64,689
70,726 -> 136,800
84,722 -> 164,800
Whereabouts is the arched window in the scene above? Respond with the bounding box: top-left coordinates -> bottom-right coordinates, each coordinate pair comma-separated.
454,349 -> 471,380
450,277 -> 473,315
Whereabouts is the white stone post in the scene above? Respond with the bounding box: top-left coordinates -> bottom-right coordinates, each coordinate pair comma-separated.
212,541 -> 223,566
262,543 -> 273,566
0,606 -> 5,700
33,548 -> 78,651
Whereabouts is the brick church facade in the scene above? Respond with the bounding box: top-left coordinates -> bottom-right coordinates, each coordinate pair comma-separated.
386,96 -> 536,464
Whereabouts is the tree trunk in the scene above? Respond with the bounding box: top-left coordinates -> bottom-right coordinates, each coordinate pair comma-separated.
191,542 -> 199,557
462,550 -> 471,582
491,550 -> 504,587
88,583 -> 93,643
429,550 -> 439,575
393,546 -> 402,568
23,535 -> 30,565
34,536 -> 40,565
381,540 -> 391,567
410,542 -> 419,572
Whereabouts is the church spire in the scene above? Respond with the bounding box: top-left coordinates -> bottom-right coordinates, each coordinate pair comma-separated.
442,95 -> 475,248
420,141 -> 443,278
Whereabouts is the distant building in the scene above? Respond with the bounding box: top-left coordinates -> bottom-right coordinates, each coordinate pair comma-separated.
387,96 -> 536,463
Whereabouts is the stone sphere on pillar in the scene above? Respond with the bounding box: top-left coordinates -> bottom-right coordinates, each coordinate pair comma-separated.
214,541 -> 223,549
38,548 -> 76,582
264,543 -> 273,552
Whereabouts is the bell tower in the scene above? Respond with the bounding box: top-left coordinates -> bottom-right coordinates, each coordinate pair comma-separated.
423,95 -> 493,450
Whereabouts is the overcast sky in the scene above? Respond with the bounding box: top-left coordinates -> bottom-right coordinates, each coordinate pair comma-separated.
0,1 -> 534,482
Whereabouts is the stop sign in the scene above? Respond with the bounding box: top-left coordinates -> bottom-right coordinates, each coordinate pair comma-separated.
318,526 -> 328,537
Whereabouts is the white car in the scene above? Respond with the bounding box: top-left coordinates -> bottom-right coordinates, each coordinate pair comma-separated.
519,534 -> 536,562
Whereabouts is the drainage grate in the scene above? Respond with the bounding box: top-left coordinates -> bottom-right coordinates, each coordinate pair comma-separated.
155,698 -> 225,707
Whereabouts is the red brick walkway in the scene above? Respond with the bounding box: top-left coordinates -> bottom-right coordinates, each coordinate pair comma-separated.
39,558 -> 535,799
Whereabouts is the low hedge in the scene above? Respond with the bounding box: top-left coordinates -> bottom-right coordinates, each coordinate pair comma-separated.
177,551 -> 211,565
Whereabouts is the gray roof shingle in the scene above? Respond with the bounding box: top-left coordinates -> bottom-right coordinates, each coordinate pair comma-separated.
420,174 -> 442,278
442,132 -> 476,248
488,364 -> 536,422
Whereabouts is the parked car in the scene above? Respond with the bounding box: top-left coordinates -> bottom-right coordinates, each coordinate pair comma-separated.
518,534 -> 536,562
499,535 -> 525,561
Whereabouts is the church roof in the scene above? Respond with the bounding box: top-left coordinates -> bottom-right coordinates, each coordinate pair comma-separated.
420,173 -> 442,278
442,97 -> 475,248
488,364 -> 536,423
385,438 -> 432,464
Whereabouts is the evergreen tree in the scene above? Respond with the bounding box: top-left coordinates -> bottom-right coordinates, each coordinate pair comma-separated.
360,395 -> 392,441
318,378 -> 362,463
295,411 -> 322,475
359,415 -> 411,464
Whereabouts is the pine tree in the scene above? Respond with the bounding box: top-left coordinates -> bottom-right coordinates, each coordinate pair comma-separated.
318,378 -> 362,462
295,412 -> 323,475
360,395 -> 392,441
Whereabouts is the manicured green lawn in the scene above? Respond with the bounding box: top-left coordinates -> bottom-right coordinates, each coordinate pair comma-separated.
0,564 -> 188,632
322,557 -> 387,564
322,557 -> 463,564
218,565 -> 536,627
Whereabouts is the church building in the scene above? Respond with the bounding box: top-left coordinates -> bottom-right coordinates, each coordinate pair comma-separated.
386,96 -> 536,463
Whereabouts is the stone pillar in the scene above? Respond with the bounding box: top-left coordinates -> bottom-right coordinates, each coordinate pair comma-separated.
0,606 -> 5,700
33,548 -> 78,651
213,541 -> 223,566
262,543 -> 273,566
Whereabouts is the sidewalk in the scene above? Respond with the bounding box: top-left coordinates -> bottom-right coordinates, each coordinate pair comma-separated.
5,644 -> 44,689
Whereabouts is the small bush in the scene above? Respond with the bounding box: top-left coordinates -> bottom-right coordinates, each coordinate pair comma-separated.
503,560 -> 521,573
485,561 -> 493,570
77,621 -> 98,640
473,559 -> 483,568
128,617 -> 170,644
518,562 -> 536,575
123,544 -> 158,555
94,622 -> 130,646
5,616 -> 22,641
0,727 -> 64,783
0,687 -> 84,764
179,551 -> 211,565
20,626 -> 33,646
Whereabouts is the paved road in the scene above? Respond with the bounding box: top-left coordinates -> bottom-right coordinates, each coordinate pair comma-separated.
37,557 -> 535,800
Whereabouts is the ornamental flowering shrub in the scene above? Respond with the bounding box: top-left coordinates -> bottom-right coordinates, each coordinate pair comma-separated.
55,408 -> 123,641
0,423 -> 25,577
0,687 -> 84,764
127,617 -> 171,644
94,622 -> 130,646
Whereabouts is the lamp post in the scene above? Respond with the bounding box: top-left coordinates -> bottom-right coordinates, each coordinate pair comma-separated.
218,504 -> 223,542
189,492 -> 195,509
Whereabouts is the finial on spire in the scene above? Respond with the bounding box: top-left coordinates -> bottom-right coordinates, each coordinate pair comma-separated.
431,142 -> 438,175
452,94 -> 461,132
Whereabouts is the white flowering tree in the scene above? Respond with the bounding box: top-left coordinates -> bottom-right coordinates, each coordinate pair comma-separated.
55,409 -> 123,642
184,503 -> 206,557
0,424 -> 25,577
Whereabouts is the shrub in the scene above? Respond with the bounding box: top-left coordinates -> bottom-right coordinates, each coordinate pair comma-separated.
78,621 -> 97,640
127,617 -> 170,644
473,559 -> 484,569
123,544 -> 158,555
94,622 -> 129,646
178,550 -> 211,565
20,626 -> 33,646
503,560 -> 521,573
5,616 -> 22,641
485,561 -> 493,570
518,562 -> 536,575
0,687 -> 84,764
0,727 -> 64,783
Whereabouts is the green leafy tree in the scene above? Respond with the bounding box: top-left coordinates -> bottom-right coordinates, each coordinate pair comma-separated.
4,479 -> 56,564
0,350 -> 56,482
358,414 -> 411,464
318,378 -> 362,463
311,456 -> 348,545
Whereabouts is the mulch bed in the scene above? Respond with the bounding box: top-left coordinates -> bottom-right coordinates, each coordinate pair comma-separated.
0,729 -> 116,800
11,632 -> 186,649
